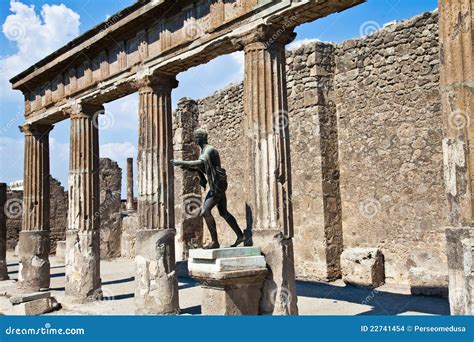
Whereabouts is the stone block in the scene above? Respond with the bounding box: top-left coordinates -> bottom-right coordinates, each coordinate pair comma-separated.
10,291 -> 50,305
341,248 -> 385,288
55,241 -> 66,260
189,247 -> 261,260
15,297 -> 60,315
408,267 -> 448,297
189,256 -> 266,272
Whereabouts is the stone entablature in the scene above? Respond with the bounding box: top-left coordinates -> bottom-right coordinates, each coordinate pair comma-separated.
9,0 -> 364,125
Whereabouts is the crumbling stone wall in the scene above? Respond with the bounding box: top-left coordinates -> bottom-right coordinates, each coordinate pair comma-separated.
5,190 -> 22,250
176,11 -> 446,287
335,12 -> 446,285
173,99 -> 203,260
5,177 -> 68,253
99,158 -> 122,259
49,178 -> 68,253
6,158 -> 123,258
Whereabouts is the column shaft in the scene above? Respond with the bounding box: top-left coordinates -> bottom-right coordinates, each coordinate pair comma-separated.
18,124 -> 52,291
0,183 -> 8,280
439,0 -> 474,315
242,27 -> 298,315
66,104 -> 102,302
440,0 -> 474,225
126,157 -> 134,210
135,74 -> 179,314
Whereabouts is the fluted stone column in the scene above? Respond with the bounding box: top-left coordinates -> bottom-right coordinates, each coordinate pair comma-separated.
0,183 -> 8,281
439,0 -> 474,315
66,103 -> 102,302
18,123 -> 53,291
240,26 -> 298,315
135,74 -> 179,315
126,158 -> 135,211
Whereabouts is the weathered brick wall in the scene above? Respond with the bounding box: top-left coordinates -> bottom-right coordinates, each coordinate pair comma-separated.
335,12 -> 446,284
177,11 -> 446,286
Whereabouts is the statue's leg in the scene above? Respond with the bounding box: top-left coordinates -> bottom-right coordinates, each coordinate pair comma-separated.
200,193 -> 220,249
217,194 -> 244,247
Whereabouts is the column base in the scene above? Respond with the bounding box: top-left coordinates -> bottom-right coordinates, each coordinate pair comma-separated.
249,230 -> 298,315
17,230 -> 50,291
135,229 -> 179,315
65,229 -> 101,303
445,226 -> 474,315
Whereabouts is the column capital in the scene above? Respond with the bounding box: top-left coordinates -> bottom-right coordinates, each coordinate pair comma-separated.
19,123 -> 53,136
137,72 -> 179,94
233,25 -> 296,52
67,102 -> 104,119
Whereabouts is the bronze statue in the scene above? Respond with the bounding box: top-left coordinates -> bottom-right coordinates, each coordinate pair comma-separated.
171,128 -> 245,249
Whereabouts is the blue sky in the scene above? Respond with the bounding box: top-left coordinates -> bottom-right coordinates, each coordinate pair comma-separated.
0,0 -> 438,196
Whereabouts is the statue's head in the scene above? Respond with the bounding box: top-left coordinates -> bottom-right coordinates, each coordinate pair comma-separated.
194,128 -> 208,145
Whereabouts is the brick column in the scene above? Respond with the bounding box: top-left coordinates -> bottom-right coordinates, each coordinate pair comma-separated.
0,183 -> 8,280
18,123 -> 53,291
135,74 -> 179,315
66,103 -> 102,302
240,26 -> 298,315
439,0 -> 474,315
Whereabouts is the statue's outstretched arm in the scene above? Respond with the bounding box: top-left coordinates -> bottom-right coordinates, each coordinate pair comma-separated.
170,159 -> 204,170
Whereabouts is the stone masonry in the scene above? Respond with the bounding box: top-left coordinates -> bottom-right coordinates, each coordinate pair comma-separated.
11,0 -> 468,315
99,158 -> 122,259
176,11 -> 446,291
5,177 -> 67,253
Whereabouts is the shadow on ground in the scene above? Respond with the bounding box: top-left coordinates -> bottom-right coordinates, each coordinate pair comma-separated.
296,280 -> 450,315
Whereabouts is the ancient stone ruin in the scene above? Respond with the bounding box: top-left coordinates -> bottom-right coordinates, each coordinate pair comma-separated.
0,0 -> 472,316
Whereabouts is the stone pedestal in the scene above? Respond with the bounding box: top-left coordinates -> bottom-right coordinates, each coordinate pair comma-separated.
189,247 -> 267,315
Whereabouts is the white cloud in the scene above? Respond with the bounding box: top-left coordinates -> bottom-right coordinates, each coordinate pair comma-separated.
101,142 -> 136,163
0,136 -> 24,183
0,1 -> 80,100
104,93 -> 139,131
287,38 -> 321,50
